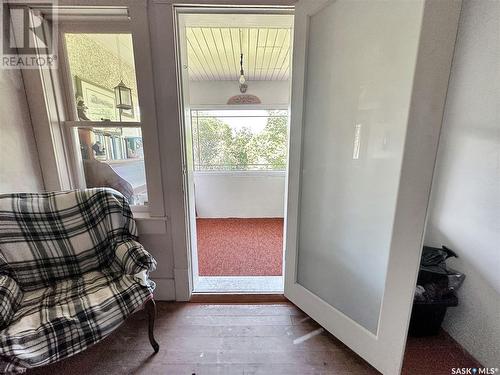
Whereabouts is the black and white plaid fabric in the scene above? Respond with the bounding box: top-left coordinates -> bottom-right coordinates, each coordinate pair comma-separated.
0,189 -> 156,373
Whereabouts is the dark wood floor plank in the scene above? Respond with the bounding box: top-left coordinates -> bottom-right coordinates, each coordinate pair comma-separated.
155,314 -> 294,327
25,301 -> 480,375
113,323 -> 331,341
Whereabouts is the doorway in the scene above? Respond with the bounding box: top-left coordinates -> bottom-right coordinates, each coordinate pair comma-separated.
176,9 -> 294,293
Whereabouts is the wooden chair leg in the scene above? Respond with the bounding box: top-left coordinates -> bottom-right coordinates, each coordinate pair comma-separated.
145,299 -> 160,353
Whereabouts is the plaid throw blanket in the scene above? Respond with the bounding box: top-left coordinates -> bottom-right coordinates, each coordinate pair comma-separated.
0,189 -> 156,373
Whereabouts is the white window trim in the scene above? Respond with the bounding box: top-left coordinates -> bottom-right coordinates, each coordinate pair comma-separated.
190,104 -> 290,111
63,121 -> 142,128
20,12 -> 74,192
52,4 -> 166,216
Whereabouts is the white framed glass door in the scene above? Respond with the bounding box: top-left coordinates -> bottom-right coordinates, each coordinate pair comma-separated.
284,0 -> 461,373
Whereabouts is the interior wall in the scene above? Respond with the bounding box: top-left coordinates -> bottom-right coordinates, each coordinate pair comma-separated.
424,0 -> 500,367
65,34 -> 138,100
0,68 -> 44,193
189,80 -> 290,107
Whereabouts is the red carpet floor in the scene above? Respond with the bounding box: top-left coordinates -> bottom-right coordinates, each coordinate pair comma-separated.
196,218 -> 284,276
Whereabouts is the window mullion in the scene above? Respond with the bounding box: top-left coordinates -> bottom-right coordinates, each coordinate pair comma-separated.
63,120 -> 142,129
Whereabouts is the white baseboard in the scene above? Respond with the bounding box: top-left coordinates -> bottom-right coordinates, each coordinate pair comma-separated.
174,268 -> 191,302
152,278 -> 175,301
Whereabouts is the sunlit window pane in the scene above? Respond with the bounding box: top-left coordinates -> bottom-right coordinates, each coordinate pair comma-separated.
78,127 -> 147,205
64,32 -> 147,205
191,109 -> 288,171
65,33 -> 140,122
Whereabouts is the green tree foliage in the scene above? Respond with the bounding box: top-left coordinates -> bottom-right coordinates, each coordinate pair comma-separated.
193,111 -> 288,170
192,117 -> 233,168
229,127 -> 255,169
253,111 -> 288,169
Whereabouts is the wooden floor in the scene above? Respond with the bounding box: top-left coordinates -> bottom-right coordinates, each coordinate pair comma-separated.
27,302 -> 480,375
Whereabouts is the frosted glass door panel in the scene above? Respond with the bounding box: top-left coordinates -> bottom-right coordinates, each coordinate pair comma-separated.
296,0 -> 423,333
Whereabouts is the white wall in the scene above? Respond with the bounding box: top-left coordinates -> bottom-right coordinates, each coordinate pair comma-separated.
194,171 -> 285,218
189,80 -> 290,107
425,0 -> 500,367
0,68 -> 44,193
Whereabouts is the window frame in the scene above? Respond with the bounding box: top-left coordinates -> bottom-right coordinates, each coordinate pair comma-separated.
189,106 -> 290,172
56,12 -> 165,215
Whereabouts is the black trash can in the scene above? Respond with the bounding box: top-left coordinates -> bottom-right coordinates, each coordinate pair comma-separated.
409,246 -> 465,337
409,293 -> 458,336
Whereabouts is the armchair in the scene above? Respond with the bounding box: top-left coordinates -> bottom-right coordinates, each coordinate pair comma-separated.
0,189 -> 158,373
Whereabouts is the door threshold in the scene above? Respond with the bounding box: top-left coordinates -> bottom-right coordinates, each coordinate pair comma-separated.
193,275 -> 284,294
190,293 -> 287,303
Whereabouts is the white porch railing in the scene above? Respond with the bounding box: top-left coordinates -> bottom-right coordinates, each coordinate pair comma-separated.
194,170 -> 286,218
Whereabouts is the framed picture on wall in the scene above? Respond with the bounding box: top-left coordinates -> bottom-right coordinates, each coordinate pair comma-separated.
75,76 -> 139,121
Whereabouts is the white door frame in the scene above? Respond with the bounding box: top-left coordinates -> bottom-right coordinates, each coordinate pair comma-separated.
174,11 -> 199,294
284,0 -> 461,374
173,4 -> 294,295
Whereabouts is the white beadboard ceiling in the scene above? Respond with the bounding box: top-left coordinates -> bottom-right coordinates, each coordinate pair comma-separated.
186,27 -> 292,81
181,11 -> 293,81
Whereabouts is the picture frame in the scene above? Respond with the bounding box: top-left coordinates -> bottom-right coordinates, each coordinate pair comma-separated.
75,76 -> 139,121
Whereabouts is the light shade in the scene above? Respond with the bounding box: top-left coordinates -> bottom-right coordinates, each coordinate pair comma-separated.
114,80 -> 133,111
227,94 -> 261,105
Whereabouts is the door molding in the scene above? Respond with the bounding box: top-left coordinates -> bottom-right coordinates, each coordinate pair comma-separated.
172,4 -> 294,299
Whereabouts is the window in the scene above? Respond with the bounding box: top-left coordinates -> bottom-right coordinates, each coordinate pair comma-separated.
63,33 -> 147,205
65,33 -> 141,123
191,109 -> 288,171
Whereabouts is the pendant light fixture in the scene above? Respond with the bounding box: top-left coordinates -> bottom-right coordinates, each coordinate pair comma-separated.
239,53 -> 248,93
114,34 -> 133,121
227,29 -> 261,105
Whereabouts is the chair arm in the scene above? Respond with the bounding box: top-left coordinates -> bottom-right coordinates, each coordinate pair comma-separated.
114,240 -> 157,276
0,275 -> 23,329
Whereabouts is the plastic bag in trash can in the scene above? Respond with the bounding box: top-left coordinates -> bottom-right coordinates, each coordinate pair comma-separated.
414,285 -> 427,302
446,267 -> 466,291
416,245 -> 465,301
420,246 -> 457,274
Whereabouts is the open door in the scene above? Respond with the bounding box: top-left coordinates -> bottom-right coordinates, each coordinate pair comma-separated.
284,0 -> 461,374
177,16 -> 199,291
